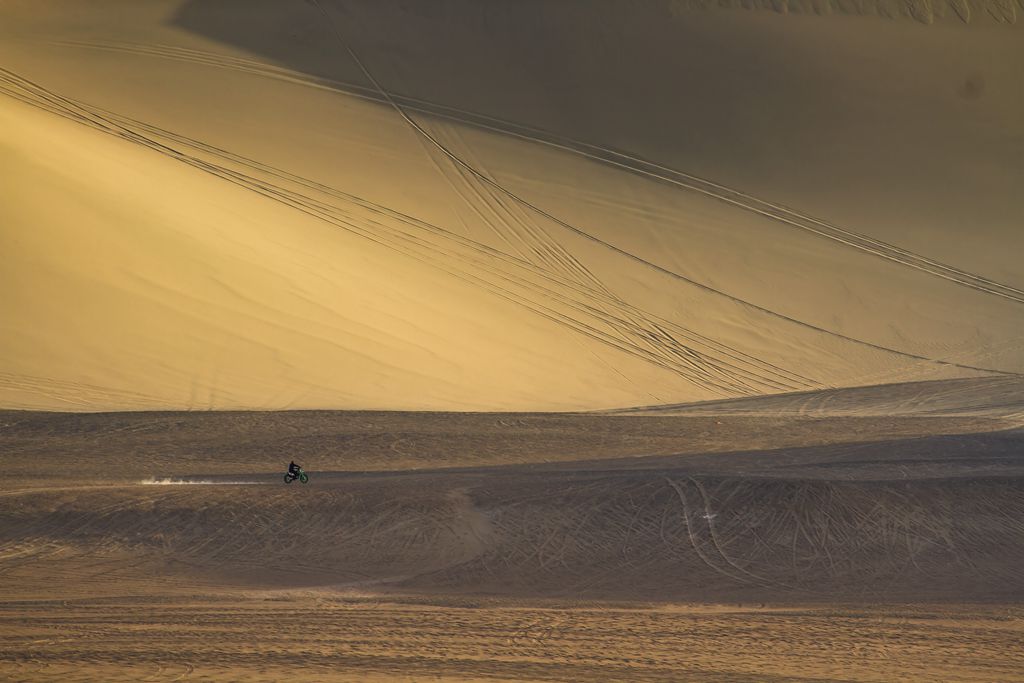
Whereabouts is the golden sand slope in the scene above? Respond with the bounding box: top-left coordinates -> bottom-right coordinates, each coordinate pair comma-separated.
2,1 -> 1022,410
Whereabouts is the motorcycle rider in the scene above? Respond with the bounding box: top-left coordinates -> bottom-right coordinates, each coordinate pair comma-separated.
288,460 -> 301,477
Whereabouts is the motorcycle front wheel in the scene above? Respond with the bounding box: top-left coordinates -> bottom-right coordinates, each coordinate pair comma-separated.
299,472 -> 309,484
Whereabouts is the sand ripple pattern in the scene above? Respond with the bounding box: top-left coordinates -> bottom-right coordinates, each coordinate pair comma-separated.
4,597 -> 1023,682
2,470 -> 1023,602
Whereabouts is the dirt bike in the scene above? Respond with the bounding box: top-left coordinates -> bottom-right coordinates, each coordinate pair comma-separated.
284,467 -> 309,484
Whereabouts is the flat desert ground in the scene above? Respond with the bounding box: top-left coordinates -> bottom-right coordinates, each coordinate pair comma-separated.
3,382 -> 1024,681
2,1 -> 1024,681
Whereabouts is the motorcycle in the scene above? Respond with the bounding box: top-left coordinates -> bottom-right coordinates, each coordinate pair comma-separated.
284,467 -> 309,484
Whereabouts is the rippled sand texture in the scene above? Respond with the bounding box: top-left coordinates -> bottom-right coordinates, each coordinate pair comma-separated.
5,598 -> 1024,683
2,383 -> 1024,681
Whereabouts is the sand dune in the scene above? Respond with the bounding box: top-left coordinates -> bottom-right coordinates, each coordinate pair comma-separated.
2,0 -> 1022,411
3,3 -> 1023,680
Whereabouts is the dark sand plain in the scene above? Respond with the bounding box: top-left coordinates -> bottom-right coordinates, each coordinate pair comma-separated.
3,378 -> 1024,681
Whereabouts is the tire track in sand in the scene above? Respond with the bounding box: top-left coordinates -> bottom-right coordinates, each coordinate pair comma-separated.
307,2 -> 1024,380
0,68 -> 823,396
44,37 -> 1024,305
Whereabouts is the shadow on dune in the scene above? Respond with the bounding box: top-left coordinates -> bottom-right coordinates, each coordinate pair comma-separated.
166,0 -> 826,177
165,0 -> 1024,259
171,0 -> 365,84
